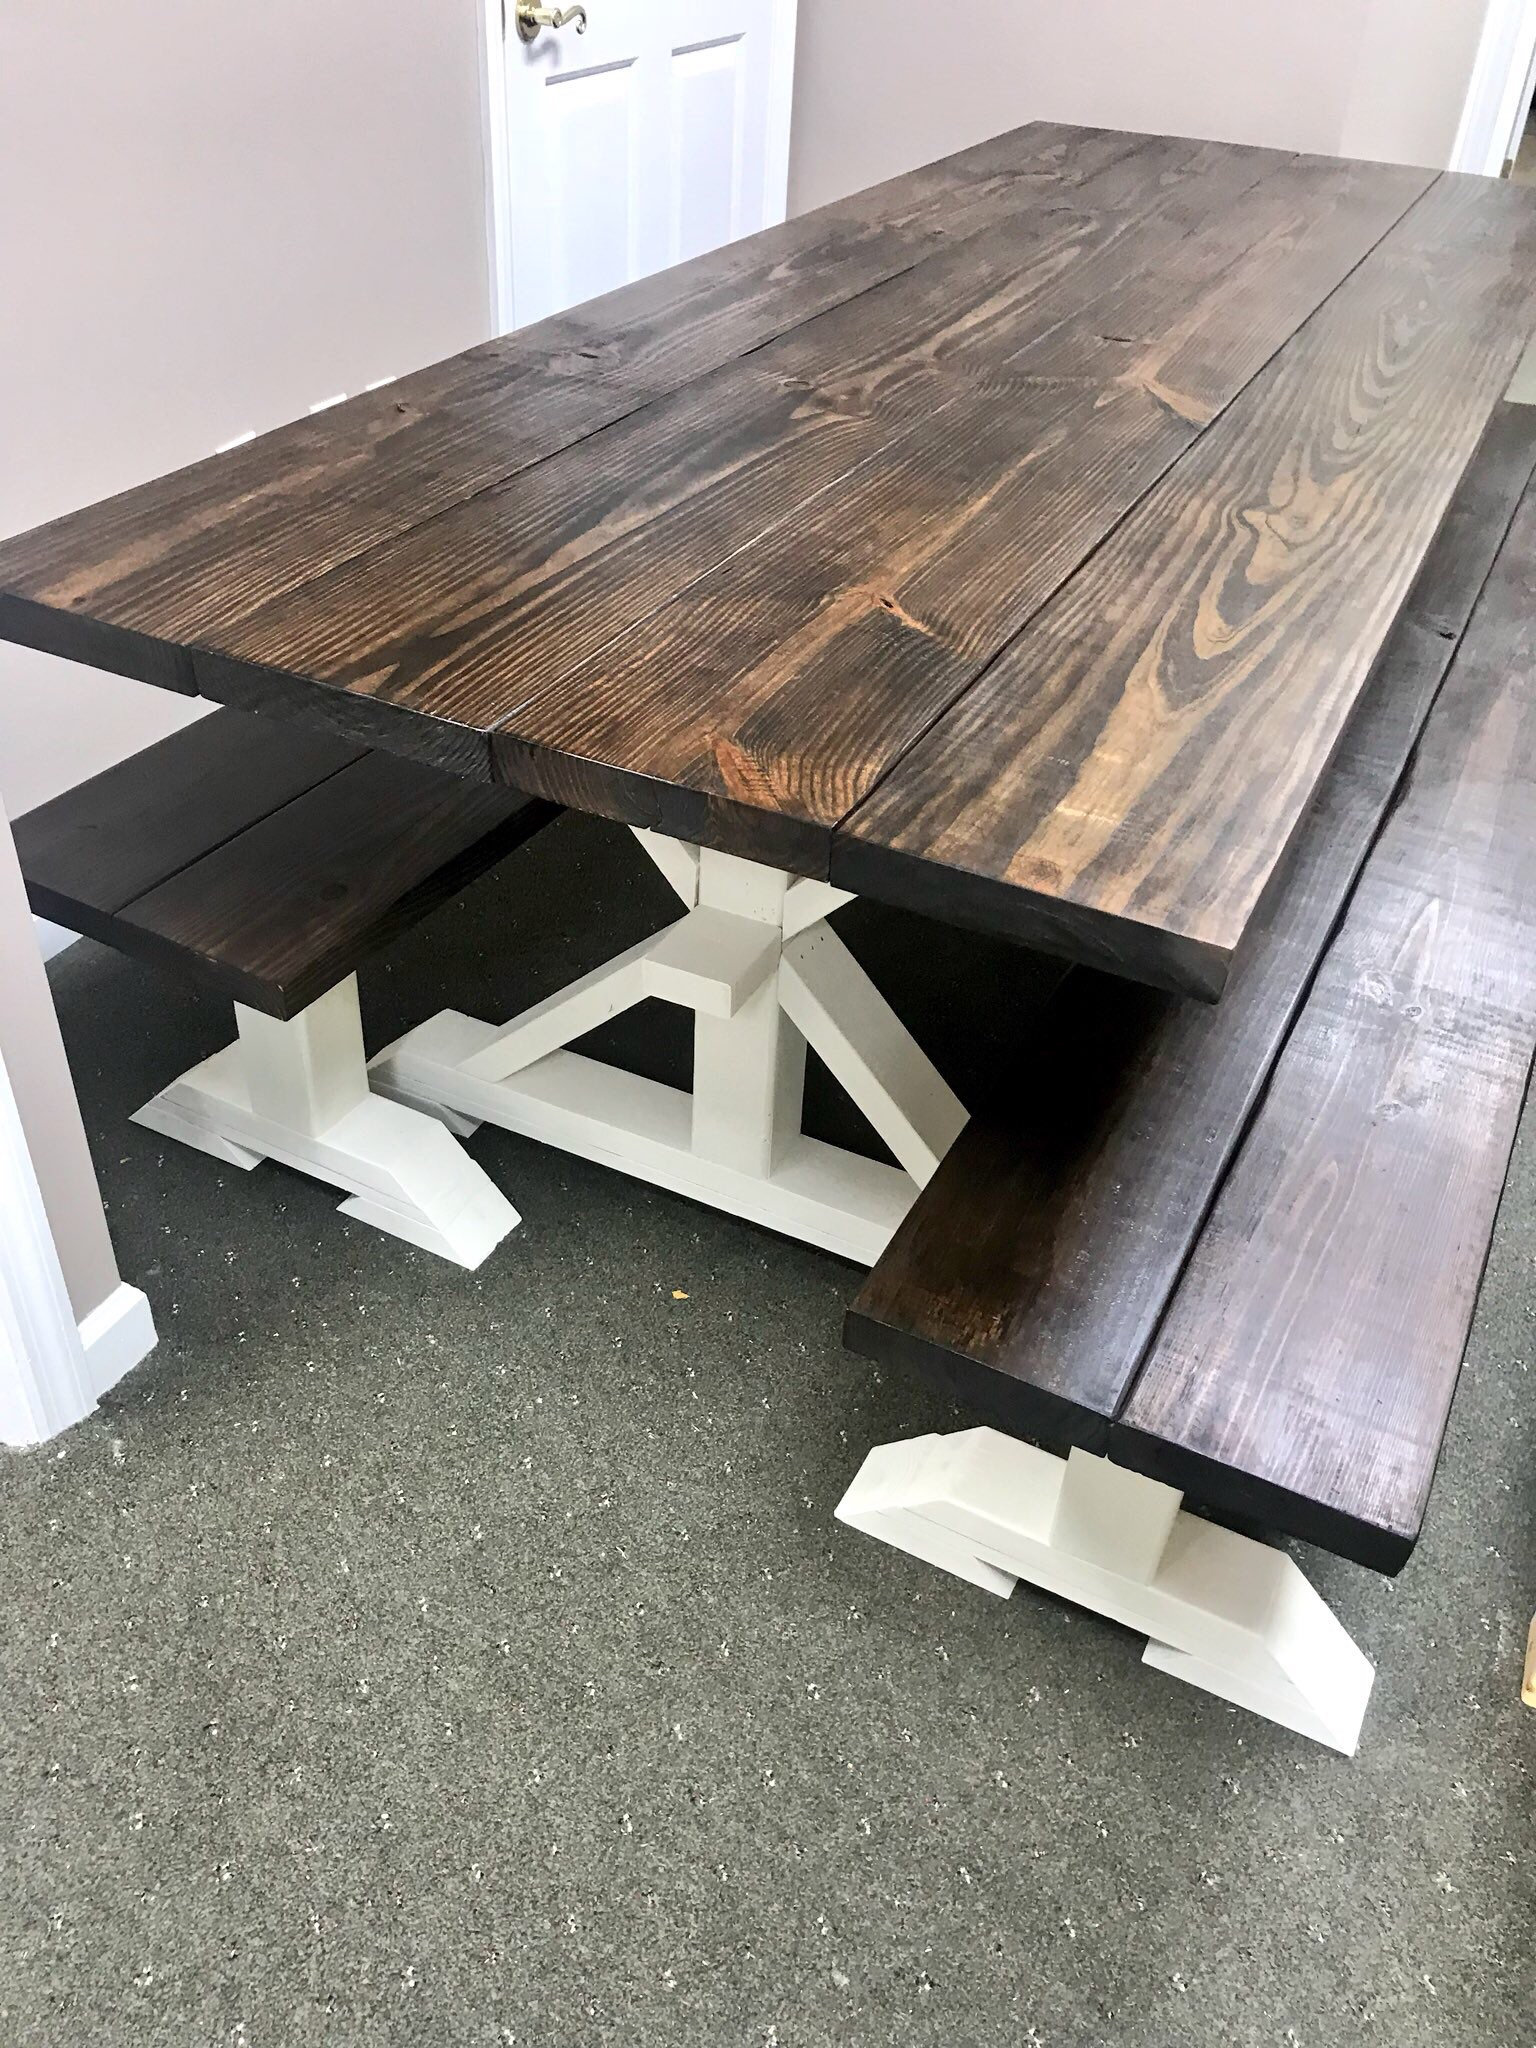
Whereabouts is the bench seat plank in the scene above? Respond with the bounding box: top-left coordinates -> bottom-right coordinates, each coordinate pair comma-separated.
16,710 -> 556,1020
116,749 -> 556,1019
14,714 -> 364,931
845,403 -> 1536,1469
1113,462 -> 1536,1572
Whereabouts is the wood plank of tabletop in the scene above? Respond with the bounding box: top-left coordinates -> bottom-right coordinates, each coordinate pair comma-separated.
187,137 -> 1303,782
835,172 -> 1536,997
543,122 -> 1174,387
844,401 -> 1536,1461
1114,459 -> 1536,1571
479,153 -> 1430,871
0,122 -> 1152,691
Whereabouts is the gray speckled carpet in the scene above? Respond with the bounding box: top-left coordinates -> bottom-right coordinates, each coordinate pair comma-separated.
2,812 -> 1532,2048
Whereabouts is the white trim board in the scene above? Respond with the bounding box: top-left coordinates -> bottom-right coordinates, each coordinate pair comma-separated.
1452,0 -> 1536,174
0,1037 -> 154,1448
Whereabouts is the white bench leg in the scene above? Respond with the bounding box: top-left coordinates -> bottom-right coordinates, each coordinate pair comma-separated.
368,833 -> 969,1264
131,976 -> 518,1269
837,1427 -> 1375,1754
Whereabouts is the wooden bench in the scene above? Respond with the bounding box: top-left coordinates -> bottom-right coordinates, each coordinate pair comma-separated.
14,709 -> 557,1267
836,401 -> 1536,1753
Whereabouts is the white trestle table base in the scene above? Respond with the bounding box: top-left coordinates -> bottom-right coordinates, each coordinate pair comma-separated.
133,974 -> 519,1269
837,1427 -> 1375,1754
369,831 -> 969,1264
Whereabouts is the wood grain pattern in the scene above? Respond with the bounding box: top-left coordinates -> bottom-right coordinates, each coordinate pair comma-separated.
194,361 -> 902,776
845,404 -> 1536,1473
759,136 -> 1296,420
1112,465 -> 1536,1571
836,174 -> 1536,996
544,122 -> 1181,389
485,153 -> 1431,867
15,711 -> 555,1019
0,120 -> 1130,693
13,711 -> 363,930
0,355 -> 668,692
1,131 -> 1531,994
115,749 -> 555,1018
189,136 -> 1301,784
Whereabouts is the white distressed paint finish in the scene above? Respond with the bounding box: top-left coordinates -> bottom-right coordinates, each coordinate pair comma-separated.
489,0 -> 798,329
133,977 -> 518,1269
371,831 -> 967,1263
837,1427 -> 1376,1755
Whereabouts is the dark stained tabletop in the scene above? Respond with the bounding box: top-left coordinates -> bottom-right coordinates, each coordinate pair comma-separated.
5,124 -> 1536,998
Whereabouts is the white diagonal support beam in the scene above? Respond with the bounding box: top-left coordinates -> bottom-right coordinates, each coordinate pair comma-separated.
631,827 -> 700,907
782,876 -> 855,940
779,925 -> 966,1184
370,830 -> 969,1263
459,930 -> 658,1082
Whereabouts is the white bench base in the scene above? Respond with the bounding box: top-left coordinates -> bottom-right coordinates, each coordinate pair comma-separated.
837,1427 -> 1375,1754
370,832 -> 968,1266
132,975 -> 518,1270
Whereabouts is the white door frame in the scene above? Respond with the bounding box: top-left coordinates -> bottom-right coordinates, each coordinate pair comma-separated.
1451,0 -> 1536,174
477,0 -> 799,336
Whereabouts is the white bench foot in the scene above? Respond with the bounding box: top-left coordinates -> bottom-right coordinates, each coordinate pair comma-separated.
369,833 -> 968,1264
132,976 -> 518,1269
837,1428 -> 1375,1754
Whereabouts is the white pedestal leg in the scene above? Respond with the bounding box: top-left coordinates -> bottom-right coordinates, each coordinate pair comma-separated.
131,977 -> 518,1269
369,835 -> 968,1263
837,1427 -> 1375,1754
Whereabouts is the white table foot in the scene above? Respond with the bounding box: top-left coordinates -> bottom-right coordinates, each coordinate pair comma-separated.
132,977 -> 518,1269
369,835 -> 968,1263
837,1427 -> 1375,1754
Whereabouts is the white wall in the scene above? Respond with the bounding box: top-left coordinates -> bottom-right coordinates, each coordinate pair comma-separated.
0,0 -> 495,815
789,0 -> 1493,215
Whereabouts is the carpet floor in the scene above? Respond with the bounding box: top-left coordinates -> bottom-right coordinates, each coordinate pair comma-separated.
2,812 -> 1532,2048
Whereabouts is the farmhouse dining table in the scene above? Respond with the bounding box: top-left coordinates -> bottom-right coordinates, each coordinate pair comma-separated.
5,122 -> 1536,1263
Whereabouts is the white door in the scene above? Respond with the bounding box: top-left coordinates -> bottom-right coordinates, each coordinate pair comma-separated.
489,0 -> 798,329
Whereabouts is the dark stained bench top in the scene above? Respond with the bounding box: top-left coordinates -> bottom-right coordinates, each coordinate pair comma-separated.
1114,438 -> 1536,1572
14,709 -> 557,1019
3,128 -> 1535,1000
845,401 -> 1536,1574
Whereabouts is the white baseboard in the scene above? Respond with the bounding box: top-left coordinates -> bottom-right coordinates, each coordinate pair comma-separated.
34,916 -> 79,963
77,1282 -> 157,1401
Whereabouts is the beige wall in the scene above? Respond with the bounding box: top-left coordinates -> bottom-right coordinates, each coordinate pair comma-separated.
0,1 -> 497,1325
0,0 -> 494,815
788,0 -> 1491,215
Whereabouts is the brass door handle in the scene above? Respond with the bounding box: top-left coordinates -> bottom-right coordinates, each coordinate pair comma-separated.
515,2 -> 588,40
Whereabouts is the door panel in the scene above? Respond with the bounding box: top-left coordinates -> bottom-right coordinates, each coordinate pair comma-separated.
498,0 -> 795,328
670,36 -> 748,264
545,58 -> 643,310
